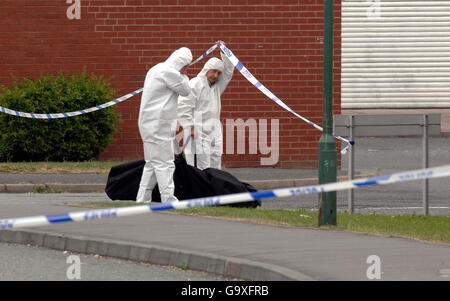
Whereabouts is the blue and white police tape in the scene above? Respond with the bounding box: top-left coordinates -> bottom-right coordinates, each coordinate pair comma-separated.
190,43 -> 218,66
0,41 -> 354,154
1,164 -> 449,230
0,88 -> 143,119
216,42 -> 354,154
0,46 -> 219,119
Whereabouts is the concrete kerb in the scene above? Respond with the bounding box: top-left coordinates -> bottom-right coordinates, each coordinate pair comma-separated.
0,176 -> 359,193
248,175 -> 351,190
0,229 -> 315,281
0,183 -> 105,193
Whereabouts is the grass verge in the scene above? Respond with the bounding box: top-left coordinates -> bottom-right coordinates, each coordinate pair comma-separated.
68,201 -> 450,245
0,161 -> 125,174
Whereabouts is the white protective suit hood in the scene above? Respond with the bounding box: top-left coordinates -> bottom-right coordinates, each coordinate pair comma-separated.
197,57 -> 225,78
165,47 -> 193,71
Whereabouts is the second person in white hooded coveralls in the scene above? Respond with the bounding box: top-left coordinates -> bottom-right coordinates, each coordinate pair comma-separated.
178,42 -> 234,170
136,47 -> 192,203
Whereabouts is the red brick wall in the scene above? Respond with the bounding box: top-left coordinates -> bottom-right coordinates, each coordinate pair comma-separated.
0,0 -> 341,168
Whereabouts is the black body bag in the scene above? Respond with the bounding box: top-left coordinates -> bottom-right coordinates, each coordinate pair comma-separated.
105,154 -> 261,208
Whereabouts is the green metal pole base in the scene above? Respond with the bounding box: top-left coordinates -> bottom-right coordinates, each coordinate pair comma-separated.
318,133 -> 337,226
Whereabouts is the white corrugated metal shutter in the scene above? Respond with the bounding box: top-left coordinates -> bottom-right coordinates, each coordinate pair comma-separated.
342,0 -> 450,109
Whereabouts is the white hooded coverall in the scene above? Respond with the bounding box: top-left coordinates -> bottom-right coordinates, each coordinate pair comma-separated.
177,51 -> 234,170
136,47 -> 192,203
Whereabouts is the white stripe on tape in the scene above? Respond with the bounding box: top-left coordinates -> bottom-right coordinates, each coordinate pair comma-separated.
1,164 -> 449,229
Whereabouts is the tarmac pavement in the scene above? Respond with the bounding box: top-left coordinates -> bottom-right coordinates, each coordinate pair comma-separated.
0,195 -> 448,281
0,109 -> 449,281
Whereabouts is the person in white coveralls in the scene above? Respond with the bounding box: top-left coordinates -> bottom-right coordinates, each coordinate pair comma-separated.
177,41 -> 234,170
136,47 -> 193,203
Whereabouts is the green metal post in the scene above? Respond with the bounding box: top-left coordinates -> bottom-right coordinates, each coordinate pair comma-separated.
318,0 -> 337,226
